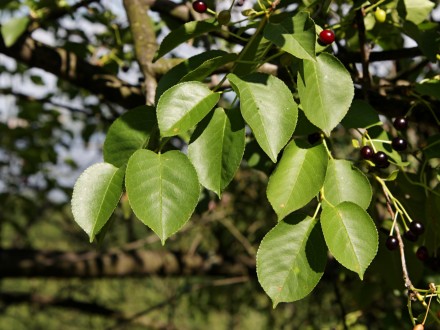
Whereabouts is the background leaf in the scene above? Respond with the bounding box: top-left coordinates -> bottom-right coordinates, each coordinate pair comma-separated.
297,53 -> 354,135
228,73 -> 298,162
323,159 -> 372,209
157,81 -> 220,137
154,19 -> 220,60
103,106 -> 157,167
155,50 -> 229,103
321,201 -> 378,279
188,107 -> 245,197
256,214 -> 327,307
404,0 -> 434,25
71,163 -> 125,242
267,140 -> 328,220
1,16 -> 30,47
125,150 -> 200,243
264,11 -> 316,61
341,100 -> 381,129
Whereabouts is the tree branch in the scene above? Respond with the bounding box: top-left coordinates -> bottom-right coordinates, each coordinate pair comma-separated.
0,248 -> 254,278
124,0 -> 158,105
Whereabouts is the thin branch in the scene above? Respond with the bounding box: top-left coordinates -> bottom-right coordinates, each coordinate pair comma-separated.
382,189 -> 413,290
356,8 -> 371,99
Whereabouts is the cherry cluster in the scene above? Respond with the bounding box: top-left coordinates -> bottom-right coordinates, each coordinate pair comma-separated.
360,116 -> 409,169
385,220 -> 425,250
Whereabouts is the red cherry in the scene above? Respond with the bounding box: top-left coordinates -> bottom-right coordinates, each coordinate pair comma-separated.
319,29 -> 335,45
192,0 -> 208,13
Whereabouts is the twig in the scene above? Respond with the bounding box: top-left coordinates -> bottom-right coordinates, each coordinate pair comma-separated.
356,8 -> 371,100
381,188 -> 413,290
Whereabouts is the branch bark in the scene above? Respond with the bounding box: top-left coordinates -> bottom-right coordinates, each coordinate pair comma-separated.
0,248 -> 254,278
124,0 -> 158,105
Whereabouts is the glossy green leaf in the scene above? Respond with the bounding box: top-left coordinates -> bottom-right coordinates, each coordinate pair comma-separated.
157,81 -> 220,137
341,100 -> 381,129
154,19 -> 220,60
297,53 -> 354,135
1,16 -> 30,47
156,50 -> 229,103
267,140 -> 328,220
228,73 -> 298,162
256,214 -> 327,307
321,202 -> 378,279
188,107 -> 245,197
103,106 -> 157,167
71,163 -> 125,242
264,11 -> 316,61
404,0 -> 434,25
323,159 -> 372,209
125,150 -> 200,243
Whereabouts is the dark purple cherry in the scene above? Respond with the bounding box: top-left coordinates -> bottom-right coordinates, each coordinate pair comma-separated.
385,236 -> 399,251
393,117 -> 408,131
360,146 -> 374,160
192,0 -> 208,13
404,230 -> 418,242
373,151 -> 389,168
391,137 -> 407,152
416,246 -> 429,261
409,221 -> 425,236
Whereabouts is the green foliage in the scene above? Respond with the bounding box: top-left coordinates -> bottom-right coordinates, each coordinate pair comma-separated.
1,16 -> 30,47
71,163 -> 125,242
188,107 -> 245,197
256,214 -> 327,306
266,140 -> 328,220
321,202 -> 378,279
228,73 -> 298,162
297,52 -> 354,135
125,150 -> 200,244
2,0 -> 440,326
157,81 -> 220,137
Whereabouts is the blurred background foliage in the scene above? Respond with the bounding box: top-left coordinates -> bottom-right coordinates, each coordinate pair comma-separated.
0,0 -> 439,329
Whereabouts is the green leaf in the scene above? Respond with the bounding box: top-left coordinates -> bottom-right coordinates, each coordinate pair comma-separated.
228,73 -> 298,162
232,33 -> 272,77
157,81 -> 220,137
404,0 -> 435,25
1,16 -> 30,47
154,19 -> 220,60
188,107 -> 245,197
103,106 -> 157,167
341,100 -> 381,129
125,150 -> 200,244
71,163 -> 125,242
155,50 -> 228,103
323,159 -> 372,209
297,53 -> 354,135
267,140 -> 328,220
264,11 -> 316,61
321,202 -> 378,279
256,214 -> 327,307
181,53 -> 237,82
